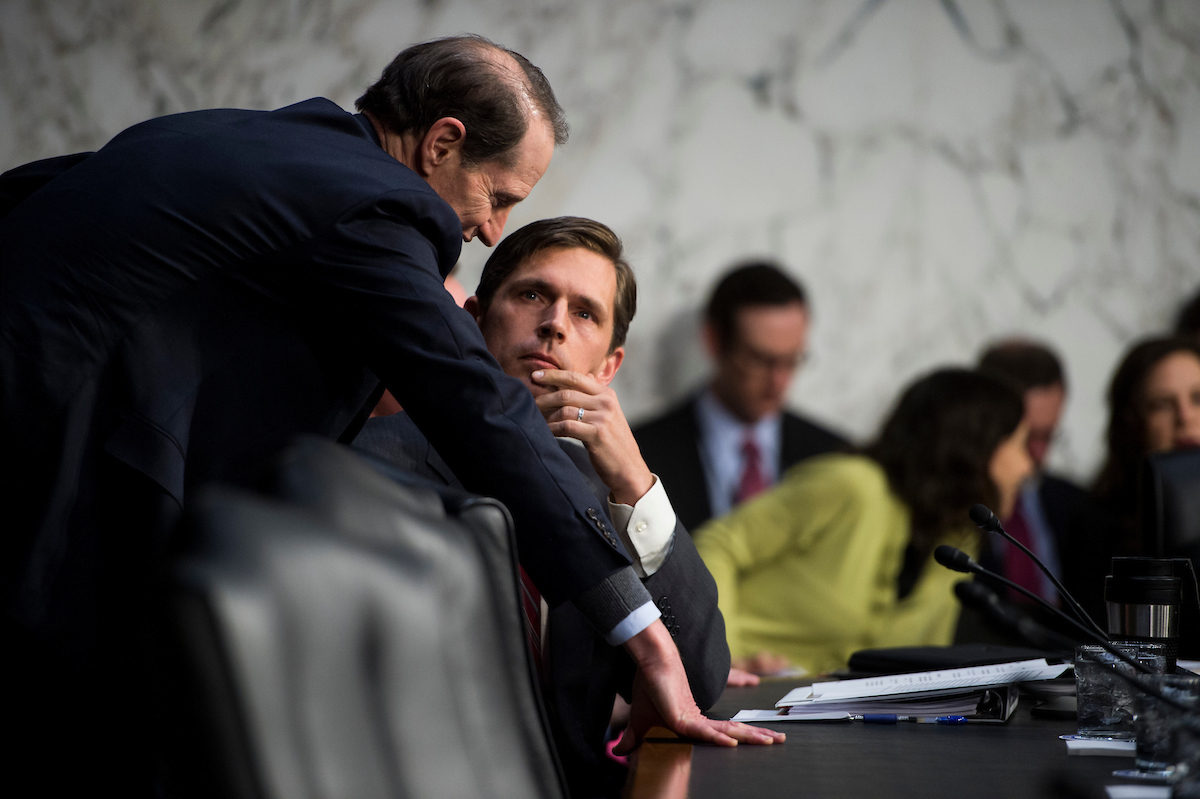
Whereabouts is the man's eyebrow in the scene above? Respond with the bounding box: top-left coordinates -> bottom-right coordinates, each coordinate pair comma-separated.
572,292 -> 605,321
508,277 -> 555,296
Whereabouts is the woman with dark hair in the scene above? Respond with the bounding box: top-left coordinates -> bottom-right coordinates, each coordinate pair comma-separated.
1092,336 -> 1200,554
695,369 -> 1031,676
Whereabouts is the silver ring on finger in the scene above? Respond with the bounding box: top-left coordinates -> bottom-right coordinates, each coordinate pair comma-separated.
577,407 -> 585,422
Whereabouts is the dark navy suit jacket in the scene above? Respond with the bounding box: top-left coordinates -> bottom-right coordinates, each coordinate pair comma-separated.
0,99 -> 647,659
355,412 -> 730,798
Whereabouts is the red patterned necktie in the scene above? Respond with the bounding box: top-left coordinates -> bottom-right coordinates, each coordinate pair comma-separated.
1003,495 -> 1049,604
734,433 -> 770,505
519,566 -> 545,678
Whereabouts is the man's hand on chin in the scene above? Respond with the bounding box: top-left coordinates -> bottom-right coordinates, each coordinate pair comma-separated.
531,369 -> 654,505
613,620 -> 786,753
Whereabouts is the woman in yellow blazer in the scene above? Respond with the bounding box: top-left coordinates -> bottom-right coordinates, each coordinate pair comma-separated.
695,369 -> 1033,677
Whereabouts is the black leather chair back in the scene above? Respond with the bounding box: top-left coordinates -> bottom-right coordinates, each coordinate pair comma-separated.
1140,448 -> 1200,658
271,437 -> 564,795
1142,448 -> 1200,560
166,441 -> 565,799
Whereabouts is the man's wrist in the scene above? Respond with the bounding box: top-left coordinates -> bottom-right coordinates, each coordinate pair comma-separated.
609,464 -> 655,506
622,617 -> 675,669
605,600 -> 661,645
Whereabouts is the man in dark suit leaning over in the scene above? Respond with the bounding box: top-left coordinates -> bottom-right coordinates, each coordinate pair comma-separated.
0,36 -> 775,792
356,217 -> 775,797
634,263 -> 848,532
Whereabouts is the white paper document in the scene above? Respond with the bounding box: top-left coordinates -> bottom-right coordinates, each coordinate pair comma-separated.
781,694 -> 983,716
732,709 -> 850,722
776,658 -> 1069,707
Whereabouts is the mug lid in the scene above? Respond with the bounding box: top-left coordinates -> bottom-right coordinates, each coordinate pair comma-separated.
1104,574 -> 1182,604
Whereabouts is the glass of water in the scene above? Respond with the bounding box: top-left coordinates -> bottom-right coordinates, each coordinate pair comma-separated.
1172,716 -> 1200,798
1111,673 -> 1200,781
1074,642 -> 1167,740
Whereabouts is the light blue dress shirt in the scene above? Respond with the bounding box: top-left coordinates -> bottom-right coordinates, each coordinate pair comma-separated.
993,478 -> 1063,602
694,389 -> 783,519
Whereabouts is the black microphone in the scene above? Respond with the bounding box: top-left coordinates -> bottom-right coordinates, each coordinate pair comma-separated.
969,503 -> 1109,642
936,545 -> 1100,643
933,544 -> 976,574
967,503 -> 1003,533
937,547 -> 1156,675
935,545 -> 1100,643
953,580 -> 1075,651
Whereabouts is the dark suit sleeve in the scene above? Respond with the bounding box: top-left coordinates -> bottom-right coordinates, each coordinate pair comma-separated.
0,153 -> 93,221
637,521 -> 730,711
278,193 -> 651,632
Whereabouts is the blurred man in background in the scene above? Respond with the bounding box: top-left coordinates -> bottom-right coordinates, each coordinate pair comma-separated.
977,340 -> 1093,607
634,262 -> 847,531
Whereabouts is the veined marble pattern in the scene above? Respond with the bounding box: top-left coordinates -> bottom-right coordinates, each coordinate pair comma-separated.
3,0 -> 1199,481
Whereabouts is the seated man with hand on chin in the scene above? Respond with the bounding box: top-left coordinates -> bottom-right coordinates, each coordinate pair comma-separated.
354,216 -> 782,797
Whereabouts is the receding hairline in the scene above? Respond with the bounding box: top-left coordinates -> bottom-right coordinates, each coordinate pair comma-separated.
376,38 -> 556,167
473,40 -> 554,146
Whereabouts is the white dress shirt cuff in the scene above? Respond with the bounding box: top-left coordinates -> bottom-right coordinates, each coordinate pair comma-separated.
608,475 -> 677,578
603,600 -> 661,646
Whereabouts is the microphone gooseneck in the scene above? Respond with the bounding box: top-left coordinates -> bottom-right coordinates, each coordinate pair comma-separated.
953,581 -> 1074,651
954,583 -> 1197,720
950,583 -> 1195,719
939,544 -> 1099,642
1077,648 -> 1195,716
941,556 -> 1156,675
968,503 -> 1109,642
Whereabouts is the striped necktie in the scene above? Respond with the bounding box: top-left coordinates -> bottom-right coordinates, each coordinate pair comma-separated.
519,566 -> 545,678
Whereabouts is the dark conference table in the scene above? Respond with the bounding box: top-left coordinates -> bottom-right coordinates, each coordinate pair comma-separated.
627,678 -> 1139,798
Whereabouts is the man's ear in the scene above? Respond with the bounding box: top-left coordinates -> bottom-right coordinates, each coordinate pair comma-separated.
415,117 -> 467,176
594,346 -> 625,386
463,295 -> 485,325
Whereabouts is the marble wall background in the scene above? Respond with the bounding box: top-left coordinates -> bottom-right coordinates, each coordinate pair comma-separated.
3,0 -> 1199,481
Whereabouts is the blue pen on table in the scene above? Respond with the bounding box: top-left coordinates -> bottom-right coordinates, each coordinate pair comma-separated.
850,714 -> 969,725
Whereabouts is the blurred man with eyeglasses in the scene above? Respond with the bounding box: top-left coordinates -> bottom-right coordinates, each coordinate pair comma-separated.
634,262 -> 847,533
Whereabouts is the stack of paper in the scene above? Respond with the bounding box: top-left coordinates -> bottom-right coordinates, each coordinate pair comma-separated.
734,658 -> 1069,724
